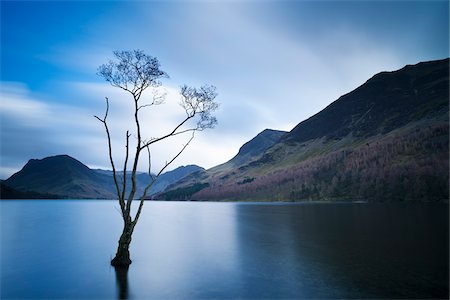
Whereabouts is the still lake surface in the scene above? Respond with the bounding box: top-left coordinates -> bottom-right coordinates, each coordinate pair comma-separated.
1,200 -> 448,299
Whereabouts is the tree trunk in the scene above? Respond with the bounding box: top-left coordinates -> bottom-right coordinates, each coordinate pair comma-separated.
111,220 -> 134,267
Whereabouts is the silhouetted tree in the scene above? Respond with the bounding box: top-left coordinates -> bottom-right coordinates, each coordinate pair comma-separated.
96,50 -> 218,268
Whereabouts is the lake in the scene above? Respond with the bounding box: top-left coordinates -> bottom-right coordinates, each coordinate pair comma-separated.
1,200 -> 448,299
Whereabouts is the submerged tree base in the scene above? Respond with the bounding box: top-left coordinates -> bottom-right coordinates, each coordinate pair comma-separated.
111,235 -> 132,268
111,256 -> 132,268
111,245 -> 132,267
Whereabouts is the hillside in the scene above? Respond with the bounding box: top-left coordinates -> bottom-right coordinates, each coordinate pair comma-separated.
160,129 -> 287,200
5,155 -> 115,199
229,129 -> 287,166
283,59 -> 449,143
147,165 -> 204,195
3,155 -> 203,199
92,164 -> 203,197
160,58 -> 449,202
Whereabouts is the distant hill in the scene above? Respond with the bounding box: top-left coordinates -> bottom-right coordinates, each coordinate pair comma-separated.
159,128 -> 287,200
150,165 -> 204,195
229,129 -> 287,166
3,155 -> 203,199
160,58 -> 449,202
92,165 -> 204,197
4,155 -> 115,199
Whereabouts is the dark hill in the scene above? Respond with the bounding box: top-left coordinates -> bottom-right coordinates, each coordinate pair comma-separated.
4,155 -> 204,199
283,59 -> 449,143
93,165 -> 204,196
5,155 -> 115,198
229,129 -> 287,166
148,165 -> 204,195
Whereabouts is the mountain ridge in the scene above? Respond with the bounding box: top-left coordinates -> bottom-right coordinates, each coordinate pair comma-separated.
159,128 -> 287,200
230,129 -> 287,166
3,155 -> 204,199
5,155 -> 115,199
282,59 -> 449,144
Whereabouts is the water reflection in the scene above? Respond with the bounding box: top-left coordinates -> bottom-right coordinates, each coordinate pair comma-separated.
114,267 -> 129,300
233,204 -> 346,298
233,203 -> 449,298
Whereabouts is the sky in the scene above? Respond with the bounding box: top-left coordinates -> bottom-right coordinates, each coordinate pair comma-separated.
0,0 -> 449,179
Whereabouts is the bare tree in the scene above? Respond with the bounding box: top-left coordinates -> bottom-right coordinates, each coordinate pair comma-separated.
95,50 -> 218,268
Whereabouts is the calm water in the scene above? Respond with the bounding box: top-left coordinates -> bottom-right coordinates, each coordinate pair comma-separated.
1,200 -> 448,299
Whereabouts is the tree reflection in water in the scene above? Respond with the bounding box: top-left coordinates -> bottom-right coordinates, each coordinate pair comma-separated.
114,266 -> 129,300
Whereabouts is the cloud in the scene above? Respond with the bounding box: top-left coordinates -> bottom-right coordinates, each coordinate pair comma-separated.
0,83 -> 50,124
132,1 -> 403,131
45,2 -> 408,138
0,82 -> 103,178
0,79 -> 242,179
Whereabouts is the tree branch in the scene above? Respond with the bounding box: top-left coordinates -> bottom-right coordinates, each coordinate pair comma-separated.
94,98 -> 126,218
140,114 -> 195,150
132,132 -> 196,225
125,95 -> 142,216
121,131 -> 131,202
137,103 -> 155,111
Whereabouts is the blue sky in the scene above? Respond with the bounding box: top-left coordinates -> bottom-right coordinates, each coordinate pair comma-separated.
1,0 -> 448,179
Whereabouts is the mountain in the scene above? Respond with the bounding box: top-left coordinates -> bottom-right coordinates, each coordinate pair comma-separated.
3,155 -> 204,199
151,165 -> 204,192
92,169 -> 153,195
5,155 -> 116,199
93,165 -> 204,196
159,128 -> 287,200
283,59 -> 449,143
229,129 -> 287,166
160,58 -> 449,202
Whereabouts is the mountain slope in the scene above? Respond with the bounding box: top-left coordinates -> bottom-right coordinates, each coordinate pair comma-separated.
4,155 -> 204,199
229,129 -> 287,166
93,165 -> 204,196
148,165 -> 204,195
283,59 -> 449,143
5,155 -> 116,198
159,129 -> 287,200
160,58 -> 449,202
